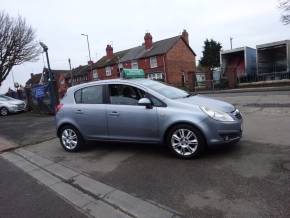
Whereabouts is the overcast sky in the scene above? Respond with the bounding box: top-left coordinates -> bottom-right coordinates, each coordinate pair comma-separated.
0,0 -> 289,93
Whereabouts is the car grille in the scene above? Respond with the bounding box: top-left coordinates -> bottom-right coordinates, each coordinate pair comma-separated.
232,109 -> 242,119
17,103 -> 25,110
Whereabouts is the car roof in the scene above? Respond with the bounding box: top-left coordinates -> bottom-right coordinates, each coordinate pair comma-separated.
68,78 -> 150,92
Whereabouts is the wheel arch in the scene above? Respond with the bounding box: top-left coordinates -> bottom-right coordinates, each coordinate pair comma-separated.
57,122 -> 81,138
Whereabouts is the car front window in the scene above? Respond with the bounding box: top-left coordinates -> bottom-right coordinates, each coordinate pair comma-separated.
136,80 -> 189,99
109,84 -> 145,105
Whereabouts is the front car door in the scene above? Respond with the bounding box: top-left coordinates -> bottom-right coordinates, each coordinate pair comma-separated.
106,83 -> 158,142
73,85 -> 107,140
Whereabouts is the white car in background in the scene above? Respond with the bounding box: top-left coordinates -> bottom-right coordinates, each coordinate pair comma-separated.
0,95 -> 26,116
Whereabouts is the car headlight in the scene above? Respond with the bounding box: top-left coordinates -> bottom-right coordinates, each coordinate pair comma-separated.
200,106 -> 234,122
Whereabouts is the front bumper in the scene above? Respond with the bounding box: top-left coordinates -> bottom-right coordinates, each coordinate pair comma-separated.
200,114 -> 243,146
8,104 -> 26,113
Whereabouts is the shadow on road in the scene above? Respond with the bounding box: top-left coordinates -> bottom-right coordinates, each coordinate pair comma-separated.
82,140 -> 242,160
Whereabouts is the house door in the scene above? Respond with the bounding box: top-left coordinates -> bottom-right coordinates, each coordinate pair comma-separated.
181,73 -> 185,87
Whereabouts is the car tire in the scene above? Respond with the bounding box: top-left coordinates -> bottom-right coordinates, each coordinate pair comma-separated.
59,125 -> 84,152
166,124 -> 205,159
0,107 -> 9,116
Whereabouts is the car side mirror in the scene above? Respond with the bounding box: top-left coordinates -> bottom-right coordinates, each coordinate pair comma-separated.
138,98 -> 152,109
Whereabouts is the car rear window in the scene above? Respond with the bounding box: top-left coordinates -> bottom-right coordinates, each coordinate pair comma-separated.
74,85 -> 103,104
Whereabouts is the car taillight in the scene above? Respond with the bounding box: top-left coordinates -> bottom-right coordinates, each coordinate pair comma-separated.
55,104 -> 64,113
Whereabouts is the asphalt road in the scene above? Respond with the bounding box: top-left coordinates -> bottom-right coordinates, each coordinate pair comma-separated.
0,112 -> 55,146
0,157 -> 87,218
1,90 -> 290,217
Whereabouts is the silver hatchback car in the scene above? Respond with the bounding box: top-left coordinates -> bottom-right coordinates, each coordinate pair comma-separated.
56,79 -> 242,159
0,95 -> 26,116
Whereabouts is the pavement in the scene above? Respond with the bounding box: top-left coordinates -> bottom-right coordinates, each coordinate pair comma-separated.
0,157 -> 88,218
0,90 -> 290,217
1,148 -> 182,218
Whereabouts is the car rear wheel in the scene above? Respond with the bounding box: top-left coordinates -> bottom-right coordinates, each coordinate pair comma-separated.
59,125 -> 84,152
0,107 -> 9,116
167,124 -> 205,159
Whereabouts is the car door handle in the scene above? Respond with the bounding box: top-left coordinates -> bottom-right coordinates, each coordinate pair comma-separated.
75,109 -> 83,114
109,111 -> 119,117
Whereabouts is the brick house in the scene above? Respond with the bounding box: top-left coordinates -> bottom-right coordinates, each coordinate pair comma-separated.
28,30 -> 197,98
87,30 -> 196,89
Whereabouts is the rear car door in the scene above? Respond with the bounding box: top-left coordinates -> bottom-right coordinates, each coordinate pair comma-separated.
106,83 -> 159,142
73,85 -> 108,140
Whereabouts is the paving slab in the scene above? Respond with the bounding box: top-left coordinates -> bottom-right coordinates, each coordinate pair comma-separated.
73,174 -> 115,198
83,201 -> 131,218
50,182 -> 95,208
14,148 -> 35,158
45,163 -> 79,180
28,169 -> 61,186
105,189 -> 179,218
25,153 -> 54,167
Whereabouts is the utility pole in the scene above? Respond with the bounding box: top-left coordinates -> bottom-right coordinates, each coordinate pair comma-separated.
68,58 -> 73,86
230,37 -> 233,50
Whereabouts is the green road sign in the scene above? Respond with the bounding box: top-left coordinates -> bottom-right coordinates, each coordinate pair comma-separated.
122,68 -> 145,79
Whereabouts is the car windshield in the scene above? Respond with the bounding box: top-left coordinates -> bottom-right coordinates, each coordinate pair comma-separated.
0,95 -> 13,101
135,79 -> 190,99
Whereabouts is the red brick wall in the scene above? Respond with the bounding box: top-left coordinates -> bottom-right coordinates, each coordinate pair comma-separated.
57,74 -> 68,98
165,39 -> 196,90
95,56 -> 166,80
137,55 -> 165,77
96,64 -> 120,80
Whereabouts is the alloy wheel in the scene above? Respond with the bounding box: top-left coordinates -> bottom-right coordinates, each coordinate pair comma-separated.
61,129 -> 78,150
171,128 -> 198,156
0,107 -> 8,116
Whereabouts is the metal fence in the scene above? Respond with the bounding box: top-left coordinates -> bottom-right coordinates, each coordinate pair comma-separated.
194,80 -> 221,92
238,71 -> 290,83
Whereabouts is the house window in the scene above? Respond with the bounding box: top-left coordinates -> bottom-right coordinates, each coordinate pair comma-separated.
106,66 -> 112,76
150,56 -> 158,68
131,60 -> 138,69
147,72 -> 163,81
93,69 -> 98,80
118,63 -> 123,69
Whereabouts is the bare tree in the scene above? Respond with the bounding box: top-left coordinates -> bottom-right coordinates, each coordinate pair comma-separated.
0,11 -> 40,85
279,0 -> 290,25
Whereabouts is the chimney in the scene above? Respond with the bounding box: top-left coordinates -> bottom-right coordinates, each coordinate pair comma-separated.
106,45 -> 114,59
144,32 -> 153,50
88,60 -> 93,65
181,29 -> 189,45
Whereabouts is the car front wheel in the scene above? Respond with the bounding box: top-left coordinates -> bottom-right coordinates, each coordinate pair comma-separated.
167,124 -> 205,159
59,125 -> 84,152
0,107 -> 9,116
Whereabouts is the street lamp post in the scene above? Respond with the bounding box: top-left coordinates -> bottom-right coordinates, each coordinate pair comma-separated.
68,58 -> 73,86
81,33 -> 93,80
39,41 -> 59,114
81,33 -> 92,61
